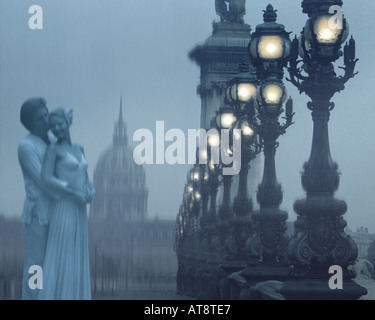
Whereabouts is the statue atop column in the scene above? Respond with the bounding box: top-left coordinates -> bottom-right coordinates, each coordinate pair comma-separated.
215,0 -> 246,24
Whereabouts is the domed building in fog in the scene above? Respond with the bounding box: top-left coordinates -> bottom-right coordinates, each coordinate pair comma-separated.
87,98 -> 177,296
90,98 -> 148,221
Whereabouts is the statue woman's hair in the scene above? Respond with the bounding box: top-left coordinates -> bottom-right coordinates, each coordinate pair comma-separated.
49,107 -> 73,127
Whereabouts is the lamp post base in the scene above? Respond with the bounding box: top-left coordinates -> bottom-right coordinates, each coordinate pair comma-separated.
218,265 -> 367,300
251,208 -> 289,264
223,264 -> 290,300
288,194 -> 358,278
280,279 -> 367,300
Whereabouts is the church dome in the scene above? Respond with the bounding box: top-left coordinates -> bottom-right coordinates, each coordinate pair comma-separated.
90,98 -> 148,221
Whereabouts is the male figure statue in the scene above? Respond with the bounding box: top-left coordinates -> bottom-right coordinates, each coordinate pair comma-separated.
18,98 -> 66,299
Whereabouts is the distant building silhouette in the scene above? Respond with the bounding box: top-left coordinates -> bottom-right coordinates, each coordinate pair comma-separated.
346,227 -> 375,259
0,215 -> 24,299
88,98 -> 177,296
90,97 -> 148,221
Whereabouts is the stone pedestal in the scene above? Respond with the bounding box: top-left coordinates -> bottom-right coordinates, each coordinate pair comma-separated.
229,264 -> 290,300
189,21 -> 252,130
280,279 -> 367,300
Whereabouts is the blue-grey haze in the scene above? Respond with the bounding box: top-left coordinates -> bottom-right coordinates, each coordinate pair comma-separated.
0,0 -> 374,232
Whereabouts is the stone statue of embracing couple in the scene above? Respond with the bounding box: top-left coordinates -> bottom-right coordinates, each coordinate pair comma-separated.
18,98 -> 95,300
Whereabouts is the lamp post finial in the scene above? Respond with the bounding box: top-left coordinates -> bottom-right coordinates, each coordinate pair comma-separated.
263,4 -> 277,23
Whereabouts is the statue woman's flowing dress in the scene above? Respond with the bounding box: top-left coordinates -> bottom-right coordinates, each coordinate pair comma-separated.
39,148 -> 91,300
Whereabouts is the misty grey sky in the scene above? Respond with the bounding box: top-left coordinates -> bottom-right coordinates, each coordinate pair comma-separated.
1,0 -> 375,232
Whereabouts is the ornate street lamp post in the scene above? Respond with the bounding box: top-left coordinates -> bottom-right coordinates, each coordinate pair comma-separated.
176,168 -> 202,297
212,105 -> 238,258
287,0 -> 360,278
226,64 -> 258,217
186,166 -> 202,252
197,150 -> 210,230
232,117 -> 258,216
248,5 -> 294,263
207,127 -> 221,226
278,0 -> 369,300
215,105 -> 237,223
224,64 -> 262,259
